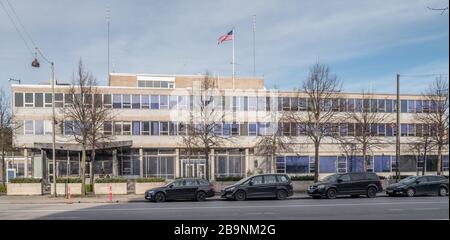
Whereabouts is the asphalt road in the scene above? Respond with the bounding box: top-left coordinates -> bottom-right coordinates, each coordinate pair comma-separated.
0,196 -> 448,220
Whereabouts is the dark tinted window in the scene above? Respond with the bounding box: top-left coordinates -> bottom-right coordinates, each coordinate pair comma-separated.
251,176 -> 263,185
350,173 -> 365,181
277,175 -> 290,183
264,175 -> 278,184
339,174 -> 351,182
172,180 -> 184,187
198,179 -> 210,185
417,177 -> 428,183
35,93 -> 43,107
185,179 -> 197,186
365,173 -> 379,180
427,176 -> 444,182
14,93 -> 23,107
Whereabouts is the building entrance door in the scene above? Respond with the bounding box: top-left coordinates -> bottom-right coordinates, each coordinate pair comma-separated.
182,159 -> 206,178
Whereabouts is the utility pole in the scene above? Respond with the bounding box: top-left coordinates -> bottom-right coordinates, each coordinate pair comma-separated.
252,15 -> 256,77
51,62 -> 57,196
395,74 -> 401,182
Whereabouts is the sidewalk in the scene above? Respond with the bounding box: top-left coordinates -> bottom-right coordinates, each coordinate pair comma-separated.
0,193 -> 313,204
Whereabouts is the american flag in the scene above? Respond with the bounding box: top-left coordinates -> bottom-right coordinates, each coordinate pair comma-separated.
218,30 -> 233,45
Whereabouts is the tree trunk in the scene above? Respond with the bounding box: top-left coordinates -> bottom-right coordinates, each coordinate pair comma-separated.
314,142 -> 320,183
90,148 -> 96,186
271,153 -> 276,174
362,146 -> 367,172
422,151 -> 427,176
437,145 -> 442,176
205,150 -> 210,180
80,145 -> 87,196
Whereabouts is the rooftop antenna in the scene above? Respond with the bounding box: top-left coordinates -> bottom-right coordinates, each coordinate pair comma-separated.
106,6 -> 111,85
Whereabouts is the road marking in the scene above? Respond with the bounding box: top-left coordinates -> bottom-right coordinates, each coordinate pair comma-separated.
413,208 -> 440,211
0,201 -> 447,213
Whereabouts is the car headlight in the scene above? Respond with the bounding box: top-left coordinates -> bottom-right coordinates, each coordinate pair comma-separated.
227,187 -> 235,192
317,185 -> 325,189
148,190 -> 154,195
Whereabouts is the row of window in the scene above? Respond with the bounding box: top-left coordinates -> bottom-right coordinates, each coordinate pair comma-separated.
137,80 -> 175,89
14,92 -> 443,114
16,120 -> 440,138
276,155 -> 450,174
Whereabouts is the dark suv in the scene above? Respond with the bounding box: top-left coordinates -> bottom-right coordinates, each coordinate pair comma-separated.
221,174 -> 294,201
307,172 -> 383,199
145,178 -> 215,202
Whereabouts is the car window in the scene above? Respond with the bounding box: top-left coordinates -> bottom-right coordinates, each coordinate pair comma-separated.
277,175 -> 289,183
198,179 -> 209,185
264,175 -> 278,184
350,173 -> 365,181
426,176 -> 441,182
366,173 -> 379,181
417,177 -> 428,183
172,180 -> 184,187
251,176 -> 264,185
339,174 -> 351,182
185,179 -> 197,186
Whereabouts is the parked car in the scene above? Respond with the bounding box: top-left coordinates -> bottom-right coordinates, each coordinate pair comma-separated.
221,174 -> 294,201
145,178 -> 215,202
307,172 -> 383,199
386,175 -> 449,197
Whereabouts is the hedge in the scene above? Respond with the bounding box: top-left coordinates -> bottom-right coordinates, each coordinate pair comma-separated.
56,178 -> 82,183
95,178 -> 128,183
136,177 -> 165,183
10,178 -> 41,183
216,176 -> 244,182
0,184 -> 6,193
290,175 -> 315,181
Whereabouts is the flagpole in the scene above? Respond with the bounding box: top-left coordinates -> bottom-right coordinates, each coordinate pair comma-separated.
232,28 -> 235,90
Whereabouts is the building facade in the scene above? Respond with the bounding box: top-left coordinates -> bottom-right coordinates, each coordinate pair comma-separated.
9,73 -> 449,182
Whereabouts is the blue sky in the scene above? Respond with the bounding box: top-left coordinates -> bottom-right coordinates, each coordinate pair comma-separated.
0,0 -> 448,95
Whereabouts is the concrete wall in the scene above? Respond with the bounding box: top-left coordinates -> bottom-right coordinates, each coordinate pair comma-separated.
51,183 -> 82,195
7,183 -> 43,196
94,183 -> 128,195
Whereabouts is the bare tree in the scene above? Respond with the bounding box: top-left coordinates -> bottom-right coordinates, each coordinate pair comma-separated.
180,73 -> 231,180
61,60 -> 98,195
86,84 -> 114,186
338,91 -> 389,172
416,76 -> 449,175
284,62 -> 342,182
0,88 -> 13,183
254,96 -> 293,174
407,132 -> 434,176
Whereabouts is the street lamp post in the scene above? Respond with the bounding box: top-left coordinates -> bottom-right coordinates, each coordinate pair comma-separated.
395,74 -> 401,183
32,49 -> 57,197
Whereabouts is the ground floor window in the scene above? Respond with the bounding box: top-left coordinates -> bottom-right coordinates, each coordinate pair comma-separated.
444,155 -> 449,171
143,149 -> 175,179
215,150 -> 246,177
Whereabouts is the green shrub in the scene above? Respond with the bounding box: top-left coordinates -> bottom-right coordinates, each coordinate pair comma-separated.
56,178 -> 82,183
95,178 -> 128,183
10,178 -> 41,183
290,175 -> 315,181
0,184 -> 6,193
85,184 -> 93,193
136,177 -> 165,183
216,176 -> 244,182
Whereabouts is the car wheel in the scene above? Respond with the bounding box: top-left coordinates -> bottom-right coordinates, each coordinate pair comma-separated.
154,192 -> 166,202
350,195 -> 360,198
234,190 -> 246,201
276,190 -> 288,200
406,188 -> 415,197
438,187 -> 448,197
196,191 -> 207,201
326,188 -> 337,199
366,187 -> 377,198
